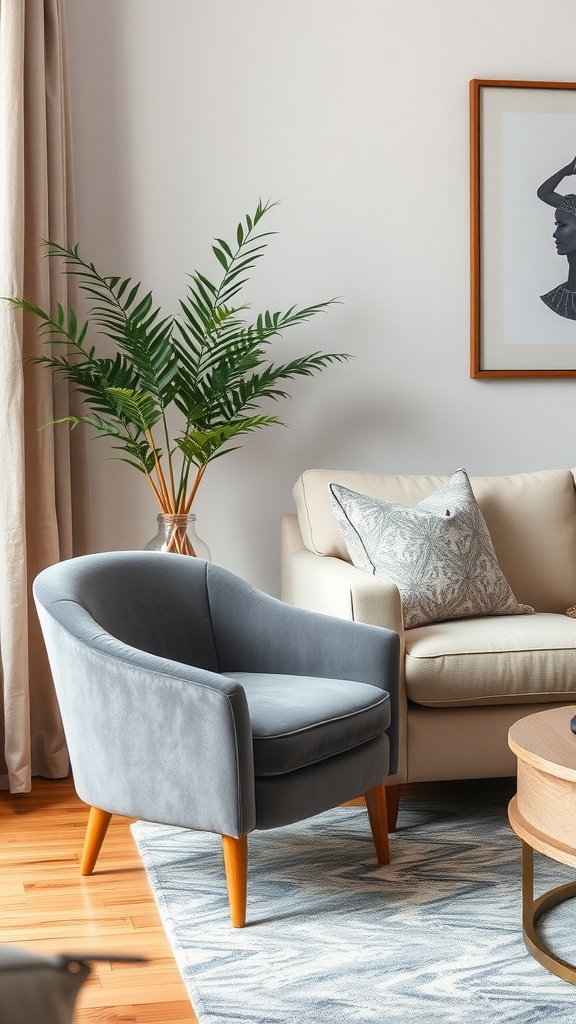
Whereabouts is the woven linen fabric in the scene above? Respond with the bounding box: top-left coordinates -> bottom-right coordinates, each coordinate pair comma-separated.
329,469 -> 534,628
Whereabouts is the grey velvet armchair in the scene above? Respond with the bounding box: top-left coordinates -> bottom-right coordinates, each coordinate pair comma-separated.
33,551 -> 400,927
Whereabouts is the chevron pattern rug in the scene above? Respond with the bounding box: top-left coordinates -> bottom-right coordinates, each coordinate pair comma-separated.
131,792 -> 576,1023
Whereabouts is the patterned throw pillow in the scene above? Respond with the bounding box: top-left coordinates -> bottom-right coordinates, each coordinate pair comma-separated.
329,469 -> 534,629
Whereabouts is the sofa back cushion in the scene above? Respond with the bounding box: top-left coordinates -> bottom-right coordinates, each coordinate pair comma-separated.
293,468 -> 576,612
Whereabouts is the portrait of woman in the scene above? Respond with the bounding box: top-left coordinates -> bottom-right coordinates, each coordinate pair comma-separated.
537,156 -> 576,320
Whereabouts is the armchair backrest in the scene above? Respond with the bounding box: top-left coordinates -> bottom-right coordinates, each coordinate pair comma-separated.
293,468 -> 576,613
33,551 -> 220,672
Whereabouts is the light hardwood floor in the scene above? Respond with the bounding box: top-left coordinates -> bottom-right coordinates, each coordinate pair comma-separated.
0,775 -> 516,1022
0,776 -> 197,1023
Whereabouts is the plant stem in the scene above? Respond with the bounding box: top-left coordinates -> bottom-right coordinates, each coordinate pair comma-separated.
160,413 -> 177,511
145,428 -> 172,512
176,466 -> 190,513
164,519 -> 194,554
145,472 -> 169,512
184,465 -> 207,514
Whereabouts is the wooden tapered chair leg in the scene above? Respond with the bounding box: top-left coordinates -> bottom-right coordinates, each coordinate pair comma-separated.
222,834 -> 248,928
385,783 -> 401,833
80,806 -> 113,875
364,780 -> 391,865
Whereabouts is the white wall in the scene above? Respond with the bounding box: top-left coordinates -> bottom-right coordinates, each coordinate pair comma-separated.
65,0 -> 576,595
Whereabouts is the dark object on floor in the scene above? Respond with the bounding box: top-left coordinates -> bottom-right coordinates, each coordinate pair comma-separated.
0,947 -> 145,1024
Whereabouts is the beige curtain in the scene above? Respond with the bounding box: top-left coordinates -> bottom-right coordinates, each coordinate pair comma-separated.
0,0 -> 91,792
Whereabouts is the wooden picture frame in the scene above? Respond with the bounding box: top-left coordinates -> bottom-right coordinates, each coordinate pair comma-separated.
470,78 -> 576,378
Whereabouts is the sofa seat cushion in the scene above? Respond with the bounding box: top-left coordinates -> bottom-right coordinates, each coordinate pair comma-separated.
228,672 -> 390,776
405,612 -> 576,707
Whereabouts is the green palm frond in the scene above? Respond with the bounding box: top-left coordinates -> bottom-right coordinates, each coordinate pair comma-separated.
104,387 -> 163,433
40,241 -> 178,408
3,200 -> 349,514
175,415 -> 282,468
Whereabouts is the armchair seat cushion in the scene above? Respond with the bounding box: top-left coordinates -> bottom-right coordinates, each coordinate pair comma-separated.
229,673 -> 391,776
405,612 -> 576,708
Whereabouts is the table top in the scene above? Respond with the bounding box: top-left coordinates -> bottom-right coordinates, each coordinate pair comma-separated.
508,705 -> 576,783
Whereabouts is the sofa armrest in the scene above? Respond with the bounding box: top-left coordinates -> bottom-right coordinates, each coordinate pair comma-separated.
281,514 -> 404,636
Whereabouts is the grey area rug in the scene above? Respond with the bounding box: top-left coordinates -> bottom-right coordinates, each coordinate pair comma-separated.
131,792 -> 576,1023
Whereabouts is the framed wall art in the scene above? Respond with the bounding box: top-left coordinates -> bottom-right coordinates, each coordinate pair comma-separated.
470,78 -> 576,378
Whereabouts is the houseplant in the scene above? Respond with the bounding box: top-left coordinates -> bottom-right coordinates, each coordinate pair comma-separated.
7,199 -> 348,554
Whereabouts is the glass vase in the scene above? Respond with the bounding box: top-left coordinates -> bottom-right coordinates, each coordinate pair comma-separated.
144,513 -> 211,558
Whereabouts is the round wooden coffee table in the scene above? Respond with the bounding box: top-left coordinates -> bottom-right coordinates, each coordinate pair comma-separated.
508,705 -> 576,984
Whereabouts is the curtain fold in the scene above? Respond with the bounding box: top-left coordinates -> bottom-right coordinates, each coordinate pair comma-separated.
0,0 -> 92,792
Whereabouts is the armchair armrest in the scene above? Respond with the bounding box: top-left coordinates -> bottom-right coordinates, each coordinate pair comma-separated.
279,513 -> 408,780
35,602 -> 256,838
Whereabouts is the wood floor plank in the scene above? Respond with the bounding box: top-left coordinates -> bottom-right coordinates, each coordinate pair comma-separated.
0,777 -> 197,1023
75,1001 -> 194,1023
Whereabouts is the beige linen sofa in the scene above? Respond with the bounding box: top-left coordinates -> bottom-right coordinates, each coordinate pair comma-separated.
281,468 -> 576,826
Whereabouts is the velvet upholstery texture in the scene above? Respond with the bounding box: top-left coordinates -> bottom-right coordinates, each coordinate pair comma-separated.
230,672 -> 391,775
33,552 -> 399,843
